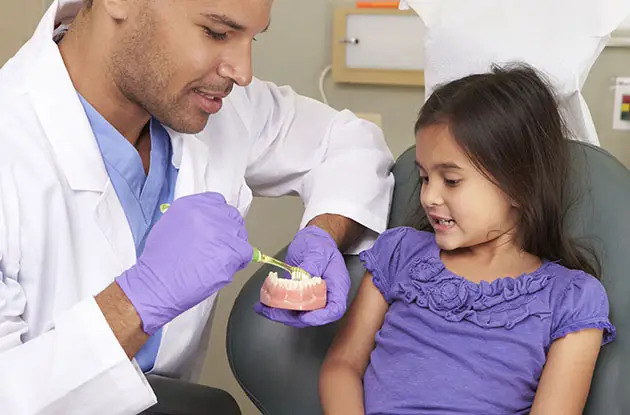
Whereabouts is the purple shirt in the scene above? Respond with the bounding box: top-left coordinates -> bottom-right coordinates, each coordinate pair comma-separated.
359,227 -> 615,415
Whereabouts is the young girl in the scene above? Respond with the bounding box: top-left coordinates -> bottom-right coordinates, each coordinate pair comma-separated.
319,65 -> 615,415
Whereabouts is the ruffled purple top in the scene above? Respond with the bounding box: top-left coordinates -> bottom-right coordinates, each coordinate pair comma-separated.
359,227 -> 615,415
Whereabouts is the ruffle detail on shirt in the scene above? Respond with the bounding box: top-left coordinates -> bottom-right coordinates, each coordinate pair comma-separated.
551,319 -> 616,346
395,255 -> 553,329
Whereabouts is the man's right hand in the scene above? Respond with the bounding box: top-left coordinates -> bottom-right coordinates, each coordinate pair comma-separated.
115,192 -> 253,335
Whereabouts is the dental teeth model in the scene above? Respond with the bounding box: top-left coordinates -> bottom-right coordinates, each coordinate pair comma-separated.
260,271 -> 327,311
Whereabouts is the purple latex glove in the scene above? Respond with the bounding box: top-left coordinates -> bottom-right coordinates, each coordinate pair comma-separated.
254,225 -> 351,328
116,192 -> 252,335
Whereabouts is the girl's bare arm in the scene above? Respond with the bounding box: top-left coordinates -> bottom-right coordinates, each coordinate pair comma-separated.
319,273 -> 389,415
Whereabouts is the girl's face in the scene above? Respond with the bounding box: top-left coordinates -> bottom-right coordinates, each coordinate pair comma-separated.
416,124 -> 520,252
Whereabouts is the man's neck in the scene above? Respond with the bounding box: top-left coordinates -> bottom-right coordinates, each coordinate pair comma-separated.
57,12 -> 150,146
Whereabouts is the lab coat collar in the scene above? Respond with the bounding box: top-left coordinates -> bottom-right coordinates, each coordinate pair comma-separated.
28,0 -> 109,192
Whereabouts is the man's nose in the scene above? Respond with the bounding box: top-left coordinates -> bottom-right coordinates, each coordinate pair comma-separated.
217,41 -> 253,87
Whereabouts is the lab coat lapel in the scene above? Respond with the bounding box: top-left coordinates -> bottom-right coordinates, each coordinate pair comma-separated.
28,9 -> 136,271
170,132 -> 212,199
169,126 -> 245,206
93,184 -> 138,271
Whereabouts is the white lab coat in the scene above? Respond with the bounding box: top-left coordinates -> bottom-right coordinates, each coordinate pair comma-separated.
0,1 -> 395,414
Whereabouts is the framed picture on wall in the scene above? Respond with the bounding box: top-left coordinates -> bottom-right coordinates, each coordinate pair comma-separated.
332,7 -> 425,87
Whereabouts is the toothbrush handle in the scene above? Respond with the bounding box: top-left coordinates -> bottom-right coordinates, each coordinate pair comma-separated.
252,247 -> 293,274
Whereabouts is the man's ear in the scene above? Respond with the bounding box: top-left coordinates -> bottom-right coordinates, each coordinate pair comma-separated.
101,0 -> 131,21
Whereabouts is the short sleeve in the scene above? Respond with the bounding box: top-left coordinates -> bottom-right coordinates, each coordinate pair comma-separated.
359,227 -> 434,303
551,272 -> 615,346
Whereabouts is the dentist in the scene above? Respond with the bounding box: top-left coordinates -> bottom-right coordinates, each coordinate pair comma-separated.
0,0 -> 394,413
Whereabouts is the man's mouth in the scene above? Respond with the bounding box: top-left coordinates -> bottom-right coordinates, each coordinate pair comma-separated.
193,88 -> 227,100
191,87 -> 232,114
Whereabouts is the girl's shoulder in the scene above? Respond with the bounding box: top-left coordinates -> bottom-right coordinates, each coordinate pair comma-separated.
363,227 -> 438,270
371,226 -> 436,254
544,261 -> 606,302
544,262 -> 615,345
359,227 -> 438,303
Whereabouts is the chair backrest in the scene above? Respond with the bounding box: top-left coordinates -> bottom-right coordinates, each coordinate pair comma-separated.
226,142 -> 630,415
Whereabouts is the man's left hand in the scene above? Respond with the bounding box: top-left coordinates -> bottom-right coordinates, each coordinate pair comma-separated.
254,226 -> 351,328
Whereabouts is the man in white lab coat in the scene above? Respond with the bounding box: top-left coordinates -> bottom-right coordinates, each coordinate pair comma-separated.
0,0 -> 394,413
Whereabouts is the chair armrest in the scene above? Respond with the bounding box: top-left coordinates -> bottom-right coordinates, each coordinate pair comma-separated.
142,374 -> 241,415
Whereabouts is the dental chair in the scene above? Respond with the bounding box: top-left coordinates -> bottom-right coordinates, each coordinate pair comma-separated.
227,142 -> 630,415
143,375 -> 241,415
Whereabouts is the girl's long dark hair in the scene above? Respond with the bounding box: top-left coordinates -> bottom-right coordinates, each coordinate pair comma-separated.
412,63 -> 600,277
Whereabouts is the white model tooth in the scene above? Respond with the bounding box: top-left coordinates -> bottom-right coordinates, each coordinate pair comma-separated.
291,269 -> 308,281
268,272 -> 278,285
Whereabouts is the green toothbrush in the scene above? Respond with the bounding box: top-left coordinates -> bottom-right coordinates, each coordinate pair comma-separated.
251,247 -> 311,281
159,203 -> 311,280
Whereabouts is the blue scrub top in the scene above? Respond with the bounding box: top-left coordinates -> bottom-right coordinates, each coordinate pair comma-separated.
79,94 -> 178,372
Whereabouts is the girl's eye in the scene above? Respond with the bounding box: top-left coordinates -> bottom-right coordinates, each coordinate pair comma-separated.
204,27 -> 228,41
420,176 -> 429,183
445,179 -> 461,187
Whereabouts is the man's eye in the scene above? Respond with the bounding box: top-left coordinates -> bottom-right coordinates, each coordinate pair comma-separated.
203,27 -> 228,41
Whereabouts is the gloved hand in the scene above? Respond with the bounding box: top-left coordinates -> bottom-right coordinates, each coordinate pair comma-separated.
116,192 -> 252,335
254,226 -> 350,328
